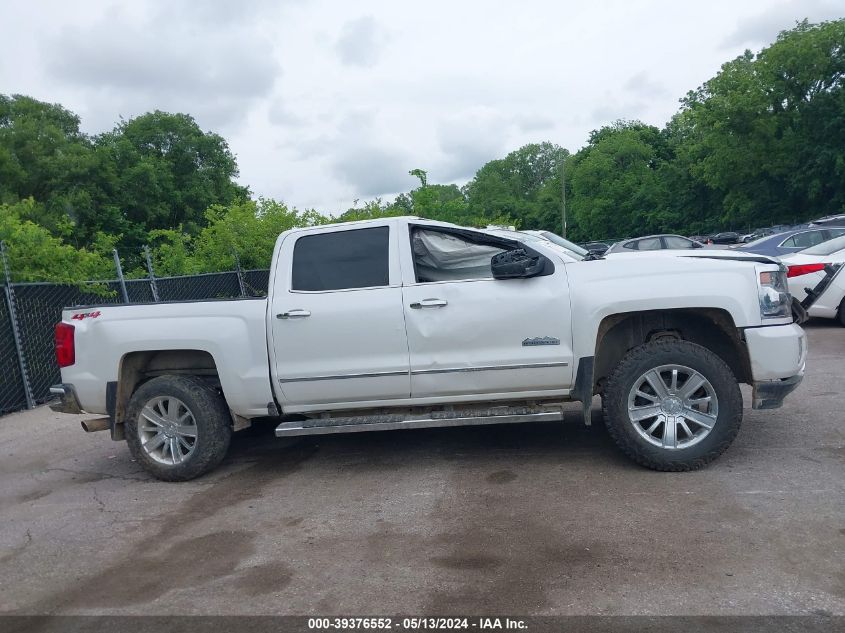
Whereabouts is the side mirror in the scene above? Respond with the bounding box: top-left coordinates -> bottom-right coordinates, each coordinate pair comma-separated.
491,248 -> 546,279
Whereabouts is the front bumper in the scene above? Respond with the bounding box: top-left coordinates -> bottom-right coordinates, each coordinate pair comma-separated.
48,383 -> 84,414
744,322 -> 807,410
752,374 -> 803,410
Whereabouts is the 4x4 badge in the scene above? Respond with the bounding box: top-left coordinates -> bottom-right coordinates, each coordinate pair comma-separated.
522,336 -> 560,346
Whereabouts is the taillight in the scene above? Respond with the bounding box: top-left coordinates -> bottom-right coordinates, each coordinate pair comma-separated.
787,263 -> 826,278
55,322 -> 75,367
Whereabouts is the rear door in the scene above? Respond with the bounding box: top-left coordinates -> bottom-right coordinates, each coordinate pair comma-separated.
400,225 -> 573,400
269,224 -> 410,408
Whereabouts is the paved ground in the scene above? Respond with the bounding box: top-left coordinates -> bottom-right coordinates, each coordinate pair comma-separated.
0,321 -> 843,616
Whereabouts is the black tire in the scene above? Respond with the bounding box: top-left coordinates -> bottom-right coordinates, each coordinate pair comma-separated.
837,297 -> 845,327
125,375 -> 232,481
602,339 -> 742,472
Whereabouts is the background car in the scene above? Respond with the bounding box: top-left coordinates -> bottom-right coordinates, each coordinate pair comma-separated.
736,227 -> 845,256
604,234 -> 704,254
710,232 -> 741,244
580,241 -> 612,256
781,234 -> 845,326
809,214 -> 845,228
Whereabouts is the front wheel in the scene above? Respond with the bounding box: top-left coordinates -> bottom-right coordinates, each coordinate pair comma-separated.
602,340 -> 742,471
125,375 -> 232,481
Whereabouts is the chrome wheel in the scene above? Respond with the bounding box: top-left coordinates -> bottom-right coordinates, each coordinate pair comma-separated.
137,396 -> 198,465
627,364 -> 718,450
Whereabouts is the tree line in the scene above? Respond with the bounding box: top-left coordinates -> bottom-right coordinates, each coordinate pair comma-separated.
1,19 -> 842,282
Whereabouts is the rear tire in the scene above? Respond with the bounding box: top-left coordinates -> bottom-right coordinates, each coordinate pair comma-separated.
602,340 -> 742,471
837,297 -> 845,327
125,375 -> 232,481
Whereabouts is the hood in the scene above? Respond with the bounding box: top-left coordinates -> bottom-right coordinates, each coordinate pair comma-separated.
604,249 -> 780,265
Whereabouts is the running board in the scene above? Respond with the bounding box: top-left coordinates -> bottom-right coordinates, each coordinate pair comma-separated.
275,407 -> 563,437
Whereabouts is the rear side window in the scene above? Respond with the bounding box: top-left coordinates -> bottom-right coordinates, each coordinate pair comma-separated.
783,231 -> 824,248
292,227 -> 389,291
637,237 -> 662,250
663,236 -> 694,249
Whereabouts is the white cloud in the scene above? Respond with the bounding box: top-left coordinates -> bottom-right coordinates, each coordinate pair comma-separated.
335,16 -> 389,68
0,0 -> 833,212
722,0 -> 842,48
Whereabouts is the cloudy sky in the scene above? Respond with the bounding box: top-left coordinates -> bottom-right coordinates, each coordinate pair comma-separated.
1,0 -> 842,213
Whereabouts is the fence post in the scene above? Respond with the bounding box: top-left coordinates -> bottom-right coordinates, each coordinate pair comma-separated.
233,249 -> 247,297
1,241 -> 35,409
143,245 -> 160,302
112,249 -> 130,303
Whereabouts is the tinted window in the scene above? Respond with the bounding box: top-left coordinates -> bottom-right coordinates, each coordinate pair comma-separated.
292,227 -> 389,291
637,237 -> 662,250
663,236 -> 692,249
623,241 -> 637,250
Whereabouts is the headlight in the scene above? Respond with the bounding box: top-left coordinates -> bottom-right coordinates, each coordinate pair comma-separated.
758,267 -> 791,319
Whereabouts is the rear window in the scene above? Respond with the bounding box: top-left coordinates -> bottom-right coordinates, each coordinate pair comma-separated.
292,227 -> 390,291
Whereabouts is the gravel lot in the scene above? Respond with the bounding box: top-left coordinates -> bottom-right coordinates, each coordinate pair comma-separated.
1,321 -> 842,616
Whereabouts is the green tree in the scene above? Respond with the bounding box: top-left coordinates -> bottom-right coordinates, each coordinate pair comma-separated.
0,199 -> 114,283
675,19 -> 845,228
0,94 -> 121,244
97,111 -> 249,246
464,142 -> 567,230
567,121 -> 668,240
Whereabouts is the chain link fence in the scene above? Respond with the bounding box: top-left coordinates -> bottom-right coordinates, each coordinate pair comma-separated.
0,242 -> 270,417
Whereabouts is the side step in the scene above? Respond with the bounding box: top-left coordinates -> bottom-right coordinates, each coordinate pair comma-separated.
275,405 -> 564,437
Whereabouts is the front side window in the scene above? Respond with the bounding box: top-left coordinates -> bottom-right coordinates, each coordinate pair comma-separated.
411,228 -> 508,282
292,227 -> 389,291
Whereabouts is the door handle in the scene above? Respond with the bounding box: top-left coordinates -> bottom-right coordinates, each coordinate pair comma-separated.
277,309 -> 311,319
409,298 -> 448,309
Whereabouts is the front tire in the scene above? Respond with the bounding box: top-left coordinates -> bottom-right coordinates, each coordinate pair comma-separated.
125,375 -> 232,481
602,340 -> 742,471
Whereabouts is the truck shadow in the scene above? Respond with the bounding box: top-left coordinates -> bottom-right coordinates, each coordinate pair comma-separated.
224,406 -> 630,473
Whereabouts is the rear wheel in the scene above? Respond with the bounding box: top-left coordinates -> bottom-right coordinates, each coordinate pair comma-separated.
125,375 -> 232,481
602,340 -> 742,471
837,297 -> 845,327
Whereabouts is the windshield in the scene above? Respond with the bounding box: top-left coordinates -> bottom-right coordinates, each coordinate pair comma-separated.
800,234 -> 845,256
533,231 -> 590,257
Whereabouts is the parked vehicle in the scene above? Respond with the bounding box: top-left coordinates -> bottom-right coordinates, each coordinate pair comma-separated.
581,241 -> 612,256
781,235 -> 845,326
740,228 -> 778,243
710,232 -> 741,245
809,214 -> 845,228
604,234 -> 704,254
51,217 -> 806,481
736,227 -> 845,257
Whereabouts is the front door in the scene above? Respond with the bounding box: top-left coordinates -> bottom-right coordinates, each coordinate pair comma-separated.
270,224 -> 410,408
401,226 -> 574,399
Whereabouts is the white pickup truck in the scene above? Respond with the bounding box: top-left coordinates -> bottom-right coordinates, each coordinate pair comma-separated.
51,217 -> 807,481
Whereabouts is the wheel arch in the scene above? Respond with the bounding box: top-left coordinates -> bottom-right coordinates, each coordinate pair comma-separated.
590,308 -> 752,398
114,349 -> 222,438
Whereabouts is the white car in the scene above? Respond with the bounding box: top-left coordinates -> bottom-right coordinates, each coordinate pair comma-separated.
781,235 -> 845,326
50,217 -> 806,480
